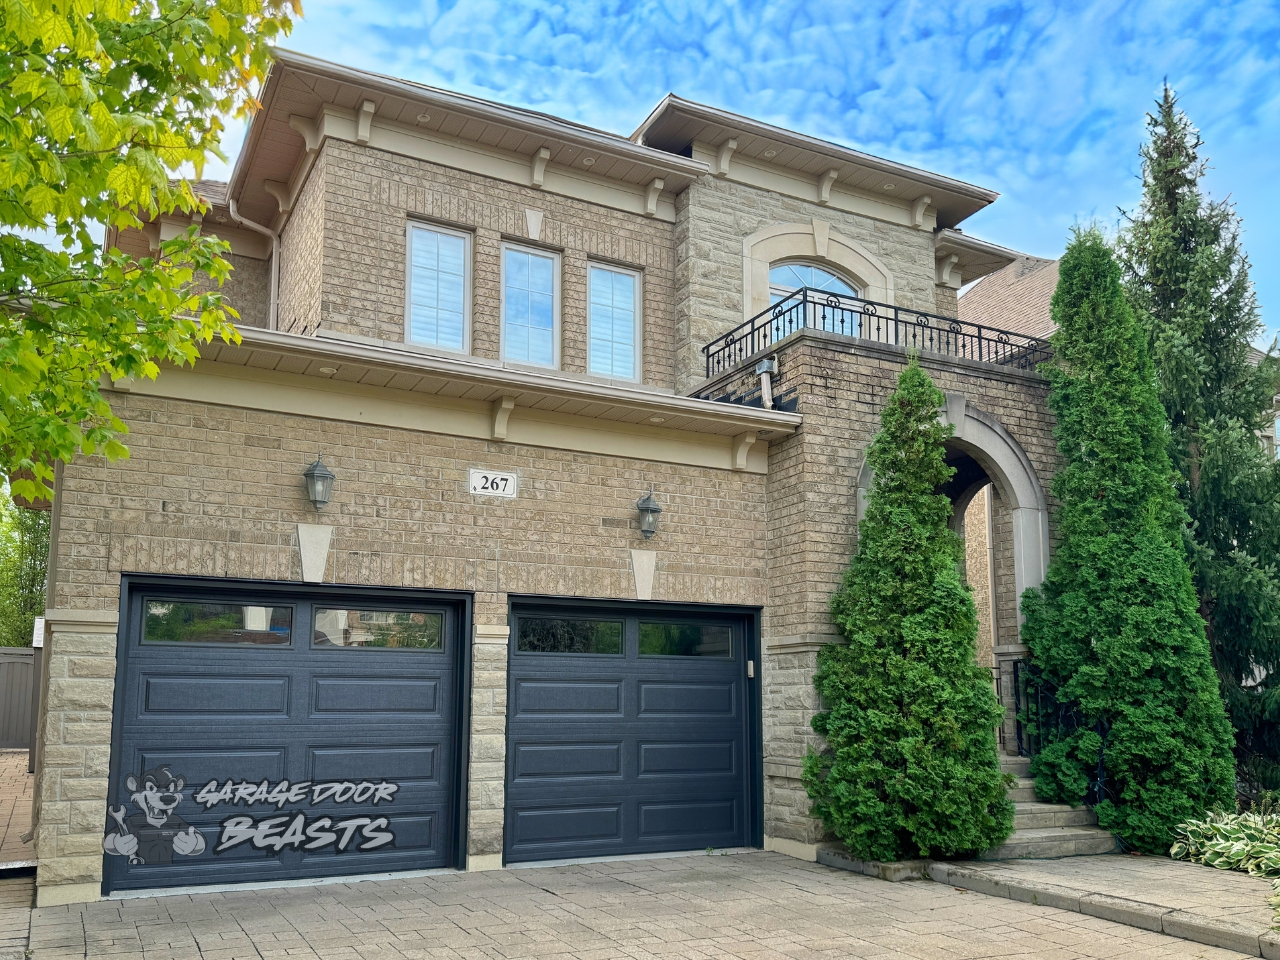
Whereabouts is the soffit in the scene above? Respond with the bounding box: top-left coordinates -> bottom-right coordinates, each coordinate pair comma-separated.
229,50 -> 709,229
197,328 -> 801,441
934,228 -> 1021,283
633,96 -> 999,229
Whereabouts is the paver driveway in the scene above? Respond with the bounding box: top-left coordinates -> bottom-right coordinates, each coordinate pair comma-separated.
22,851 -> 1253,960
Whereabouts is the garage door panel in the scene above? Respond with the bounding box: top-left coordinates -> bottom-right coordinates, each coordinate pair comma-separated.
511,742 -> 623,779
513,679 -> 623,716
132,748 -> 288,791
311,677 -> 441,715
512,805 -> 623,846
638,741 -> 736,777
141,674 -> 291,715
638,799 -> 737,839
307,745 -> 438,783
638,682 -> 736,716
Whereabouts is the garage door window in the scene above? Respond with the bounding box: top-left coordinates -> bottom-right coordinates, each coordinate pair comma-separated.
312,608 -> 443,649
144,601 -> 292,645
638,622 -> 732,658
517,617 -> 623,654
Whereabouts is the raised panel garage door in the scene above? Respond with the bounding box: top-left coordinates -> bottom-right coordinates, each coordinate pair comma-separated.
504,602 -> 758,863
104,577 -> 469,894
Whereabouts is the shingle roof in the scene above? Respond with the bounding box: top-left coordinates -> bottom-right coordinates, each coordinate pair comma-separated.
958,255 -> 1059,340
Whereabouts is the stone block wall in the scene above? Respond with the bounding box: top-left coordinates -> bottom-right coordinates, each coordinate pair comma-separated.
673,176 -> 947,391
38,388 -> 768,899
276,140 -> 679,390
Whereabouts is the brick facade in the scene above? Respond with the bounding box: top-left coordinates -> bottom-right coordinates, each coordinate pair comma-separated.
279,140 -> 680,390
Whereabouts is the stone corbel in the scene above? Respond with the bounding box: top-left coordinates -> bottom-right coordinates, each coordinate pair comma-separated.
731,432 -> 757,471
356,100 -> 376,145
644,178 -> 664,218
491,396 -> 516,440
715,138 -> 737,177
263,181 -> 293,214
817,169 -> 839,205
530,147 -> 551,189
936,252 -> 961,287
911,194 -> 933,228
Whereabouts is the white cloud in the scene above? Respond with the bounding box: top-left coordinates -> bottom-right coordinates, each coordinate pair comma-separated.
267,0 -> 1280,329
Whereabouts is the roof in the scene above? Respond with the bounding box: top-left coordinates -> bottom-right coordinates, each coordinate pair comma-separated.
632,94 -> 999,229
958,255 -> 1059,340
228,49 -> 709,230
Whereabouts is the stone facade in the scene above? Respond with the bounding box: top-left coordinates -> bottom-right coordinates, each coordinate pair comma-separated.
674,176 -> 947,391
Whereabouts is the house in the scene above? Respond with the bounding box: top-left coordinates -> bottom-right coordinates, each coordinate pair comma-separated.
30,50 -> 1069,905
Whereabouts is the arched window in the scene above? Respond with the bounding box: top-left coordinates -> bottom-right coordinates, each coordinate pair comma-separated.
769,262 -> 858,303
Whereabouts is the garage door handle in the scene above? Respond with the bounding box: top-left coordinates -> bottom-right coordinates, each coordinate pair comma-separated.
747,660 -> 754,679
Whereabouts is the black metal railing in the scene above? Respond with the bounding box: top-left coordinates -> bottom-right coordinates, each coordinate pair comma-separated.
702,287 -> 1052,379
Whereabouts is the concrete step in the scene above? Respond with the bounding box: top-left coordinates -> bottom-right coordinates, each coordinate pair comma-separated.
1012,801 -> 1097,830
998,755 -> 1031,777
979,825 -> 1118,860
1006,777 -> 1037,802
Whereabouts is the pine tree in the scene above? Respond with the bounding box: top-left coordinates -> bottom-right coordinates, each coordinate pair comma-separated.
1022,228 -> 1236,853
802,359 -> 1013,862
1116,86 -> 1280,789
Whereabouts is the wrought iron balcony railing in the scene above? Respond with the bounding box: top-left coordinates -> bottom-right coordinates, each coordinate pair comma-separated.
702,287 -> 1052,379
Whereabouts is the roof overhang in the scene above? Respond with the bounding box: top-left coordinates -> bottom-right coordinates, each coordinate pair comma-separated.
934,228 -> 1021,288
164,326 -> 801,440
633,95 -> 999,229
228,50 -> 710,231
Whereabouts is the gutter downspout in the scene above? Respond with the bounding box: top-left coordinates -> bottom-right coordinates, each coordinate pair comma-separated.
228,198 -> 280,331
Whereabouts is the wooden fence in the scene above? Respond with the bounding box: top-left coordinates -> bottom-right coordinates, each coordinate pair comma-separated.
0,647 -> 34,750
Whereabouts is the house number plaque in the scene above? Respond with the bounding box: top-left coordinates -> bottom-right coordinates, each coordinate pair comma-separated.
469,468 -> 518,498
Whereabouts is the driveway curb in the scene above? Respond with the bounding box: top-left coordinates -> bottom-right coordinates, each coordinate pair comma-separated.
929,861 -> 1279,958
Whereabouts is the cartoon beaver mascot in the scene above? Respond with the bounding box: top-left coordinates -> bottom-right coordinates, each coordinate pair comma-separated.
104,765 -> 206,864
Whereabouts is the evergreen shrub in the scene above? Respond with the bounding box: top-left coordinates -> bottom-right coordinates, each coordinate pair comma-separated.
802,359 -> 1013,861
1022,228 -> 1236,853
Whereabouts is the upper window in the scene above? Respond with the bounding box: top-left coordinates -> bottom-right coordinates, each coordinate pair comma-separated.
502,244 -> 559,368
143,600 -> 292,645
588,265 -> 640,380
406,223 -> 469,351
769,262 -> 857,304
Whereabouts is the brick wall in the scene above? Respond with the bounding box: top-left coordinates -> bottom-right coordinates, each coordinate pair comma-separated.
278,153 -> 326,336
40,389 -> 768,894
673,176 -> 948,391
280,140 -> 679,390
709,332 -> 1059,845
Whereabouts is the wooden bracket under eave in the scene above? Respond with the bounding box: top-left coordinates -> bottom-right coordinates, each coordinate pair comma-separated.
732,432 -> 757,471
492,396 -> 516,440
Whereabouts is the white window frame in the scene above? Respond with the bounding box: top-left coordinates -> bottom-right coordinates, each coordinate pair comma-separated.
768,260 -> 860,302
404,221 -> 472,355
586,262 -> 643,382
500,241 -> 561,370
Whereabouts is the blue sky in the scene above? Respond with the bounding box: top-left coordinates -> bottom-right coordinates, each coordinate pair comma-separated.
216,0 -> 1280,339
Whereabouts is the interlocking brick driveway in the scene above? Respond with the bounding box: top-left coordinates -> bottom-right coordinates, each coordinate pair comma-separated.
0,750 -> 34,868
18,851 -> 1254,960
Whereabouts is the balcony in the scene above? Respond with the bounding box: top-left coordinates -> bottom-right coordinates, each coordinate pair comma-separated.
702,287 -> 1052,380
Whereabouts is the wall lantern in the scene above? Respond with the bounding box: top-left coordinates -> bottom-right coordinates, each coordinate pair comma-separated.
636,489 -> 662,539
303,457 -> 336,511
